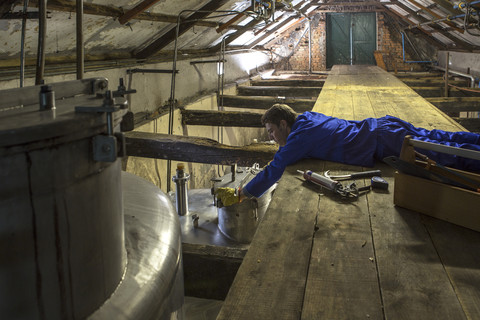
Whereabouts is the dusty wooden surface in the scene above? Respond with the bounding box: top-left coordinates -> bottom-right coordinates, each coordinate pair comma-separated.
125,131 -> 276,166
218,65 -> 480,320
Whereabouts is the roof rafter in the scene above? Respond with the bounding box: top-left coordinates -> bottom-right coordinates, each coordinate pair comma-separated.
28,0 -> 235,29
134,0 -> 231,59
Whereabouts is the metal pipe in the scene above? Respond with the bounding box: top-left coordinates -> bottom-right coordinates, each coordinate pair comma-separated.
308,18 -> 312,73
35,0 -> 46,85
401,32 -> 432,64
433,65 -> 476,88
409,139 -> 480,161
190,59 -> 227,65
20,0 -> 29,87
76,0 -> 84,79
454,0 -> 480,9
444,52 -> 449,97
127,68 -> 178,74
167,9 -> 249,191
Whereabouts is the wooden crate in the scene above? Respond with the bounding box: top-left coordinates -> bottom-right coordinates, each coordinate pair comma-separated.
394,170 -> 480,232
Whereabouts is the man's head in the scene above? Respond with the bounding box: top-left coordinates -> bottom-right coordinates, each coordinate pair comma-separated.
261,104 -> 297,146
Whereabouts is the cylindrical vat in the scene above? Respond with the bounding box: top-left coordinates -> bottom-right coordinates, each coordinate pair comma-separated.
0,83 -> 126,319
89,172 -> 184,319
213,166 -> 276,243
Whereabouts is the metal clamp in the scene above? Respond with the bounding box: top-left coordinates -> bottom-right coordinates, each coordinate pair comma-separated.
75,90 -> 125,162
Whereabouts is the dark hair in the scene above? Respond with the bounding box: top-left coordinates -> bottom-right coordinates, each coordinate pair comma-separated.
261,104 -> 297,128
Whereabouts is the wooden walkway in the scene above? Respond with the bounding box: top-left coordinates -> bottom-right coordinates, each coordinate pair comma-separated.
217,65 -> 480,320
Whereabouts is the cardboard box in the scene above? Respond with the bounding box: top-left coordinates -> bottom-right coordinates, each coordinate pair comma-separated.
394,170 -> 480,232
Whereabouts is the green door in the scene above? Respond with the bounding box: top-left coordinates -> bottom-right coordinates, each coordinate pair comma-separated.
326,13 -> 376,68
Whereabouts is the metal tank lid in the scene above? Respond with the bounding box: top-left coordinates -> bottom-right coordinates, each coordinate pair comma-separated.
0,78 -> 127,152
213,164 -> 262,191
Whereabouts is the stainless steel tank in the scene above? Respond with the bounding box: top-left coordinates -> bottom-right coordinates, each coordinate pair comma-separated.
0,78 -> 127,319
89,172 -> 184,320
213,164 -> 276,243
0,79 -> 184,319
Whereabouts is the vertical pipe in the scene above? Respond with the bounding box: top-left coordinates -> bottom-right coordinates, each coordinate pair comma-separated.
76,0 -> 84,79
350,22 -> 353,65
308,18 -> 312,74
167,14 -> 183,192
35,0 -> 46,85
444,52 -> 449,97
20,0 -> 29,87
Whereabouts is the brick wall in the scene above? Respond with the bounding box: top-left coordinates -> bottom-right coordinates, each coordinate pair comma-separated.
271,12 -> 424,72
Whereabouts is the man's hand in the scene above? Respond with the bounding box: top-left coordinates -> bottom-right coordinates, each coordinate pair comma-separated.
215,187 -> 240,206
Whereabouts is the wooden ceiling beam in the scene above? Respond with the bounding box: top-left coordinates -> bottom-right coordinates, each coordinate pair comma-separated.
28,0 -> 230,29
134,0 -> 230,59
216,6 -> 251,34
427,0 -> 463,16
247,0 -> 310,49
406,0 -> 464,33
119,0 -> 164,25
391,2 -> 473,51
0,0 -> 22,18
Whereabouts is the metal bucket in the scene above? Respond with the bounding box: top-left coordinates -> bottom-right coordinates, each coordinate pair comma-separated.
214,165 -> 276,243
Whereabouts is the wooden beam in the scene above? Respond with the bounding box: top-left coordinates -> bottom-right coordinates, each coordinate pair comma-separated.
119,0 -> 164,25
220,95 -> 315,112
237,86 -> 322,97
124,131 -> 277,166
135,0 -> 230,59
1,0 -> 21,18
250,79 -> 325,87
452,117 -> 480,132
182,110 -> 263,127
402,79 -> 468,87
28,0 -> 222,28
390,1 -> 473,50
407,0 -> 464,33
426,97 -> 480,112
428,0 -> 463,16
216,7 -> 250,33
412,87 -> 479,97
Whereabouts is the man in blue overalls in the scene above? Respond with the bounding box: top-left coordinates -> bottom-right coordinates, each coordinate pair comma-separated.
215,103 -> 480,206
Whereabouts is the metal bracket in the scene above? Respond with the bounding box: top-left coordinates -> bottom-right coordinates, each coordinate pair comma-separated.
75,90 -> 126,162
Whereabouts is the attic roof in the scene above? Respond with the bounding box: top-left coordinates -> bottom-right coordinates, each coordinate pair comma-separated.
0,0 -> 479,69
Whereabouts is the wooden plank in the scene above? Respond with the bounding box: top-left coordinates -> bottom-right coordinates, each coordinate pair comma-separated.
423,218 -> 480,319
426,97 -> 480,113
301,163 -> 384,319
220,95 -> 315,112
124,131 -> 276,166
402,79 -> 468,87
217,160 -> 321,320
367,165 -> 468,319
452,117 -> 480,132
134,0 -> 230,59
413,87 -> 480,98
237,86 -> 322,98
374,51 -> 387,70
250,79 -> 325,87
118,0 -> 163,24
181,110 -> 263,127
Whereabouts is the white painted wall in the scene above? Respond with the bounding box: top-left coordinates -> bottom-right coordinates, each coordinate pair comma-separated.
0,51 -> 273,193
437,51 -> 480,85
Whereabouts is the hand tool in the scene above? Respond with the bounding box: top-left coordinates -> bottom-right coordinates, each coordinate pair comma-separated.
297,170 -> 358,198
324,169 -> 382,181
